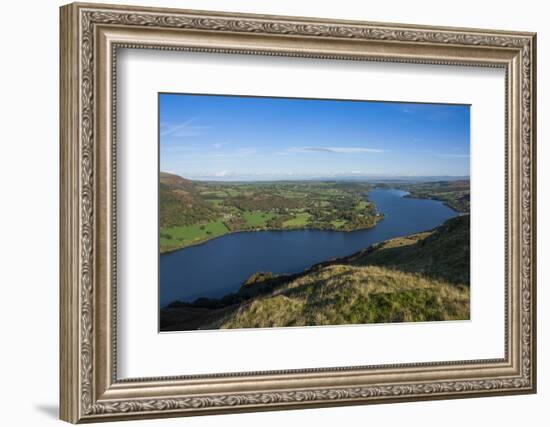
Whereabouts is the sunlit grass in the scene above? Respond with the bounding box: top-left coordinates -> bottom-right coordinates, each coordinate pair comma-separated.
218,215 -> 470,329
221,265 -> 469,328
242,211 -> 277,227
160,221 -> 229,252
283,213 -> 311,227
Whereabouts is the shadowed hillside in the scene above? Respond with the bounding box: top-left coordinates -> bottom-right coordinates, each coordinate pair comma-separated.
159,172 -> 217,228
344,213 -> 470,285
160,215 -> 470,331
401,180 -> 470,213
159,172 -> 381,253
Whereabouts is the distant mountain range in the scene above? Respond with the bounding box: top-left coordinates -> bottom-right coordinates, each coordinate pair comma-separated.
173,174 -> 471,183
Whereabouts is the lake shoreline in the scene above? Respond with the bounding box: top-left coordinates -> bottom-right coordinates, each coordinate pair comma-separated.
160,188 -> 461,306
165,231 -> 384,308
402,193 -> 463,214
159,187 -> 388,256
160,190 -> 385,254
161,186 -> 460,255
161,214 -> 470,330
161,214 -> 384,255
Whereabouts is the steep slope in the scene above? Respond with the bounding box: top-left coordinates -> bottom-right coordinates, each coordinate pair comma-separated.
160,171 -> 196,189
218,215 -> 470,328
221,265 -> 469,328
345,214 -> 470,284
159,172 -> 217,227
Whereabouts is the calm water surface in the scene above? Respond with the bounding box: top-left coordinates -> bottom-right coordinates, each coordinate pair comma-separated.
159,189 -> 458,306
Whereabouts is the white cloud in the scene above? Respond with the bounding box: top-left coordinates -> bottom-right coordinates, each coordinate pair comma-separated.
287,146 -> 385,154
236,148 -> 258,156
437,153 -> 470,158
160,118 -> 211,138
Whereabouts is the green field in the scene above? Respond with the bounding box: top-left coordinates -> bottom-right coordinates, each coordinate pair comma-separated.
242,211 -> 278,227
159,173 -> 470,253
355,201 -> 368,211
330,220 -> 346,229
282,213 -> 311,227
160,221 -> 229,253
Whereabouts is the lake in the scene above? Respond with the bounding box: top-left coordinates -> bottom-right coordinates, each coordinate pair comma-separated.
159,189 -> 458,306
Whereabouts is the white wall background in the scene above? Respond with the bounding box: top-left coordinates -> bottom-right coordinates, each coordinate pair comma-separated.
0,0 -> 545,426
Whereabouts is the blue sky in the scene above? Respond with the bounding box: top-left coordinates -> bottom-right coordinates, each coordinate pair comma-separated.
159,93 -> 470,181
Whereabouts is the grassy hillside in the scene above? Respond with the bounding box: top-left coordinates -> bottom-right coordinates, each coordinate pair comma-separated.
398,180 -> 470,213
221,265 -> 468,328
344,212 -> 470,284
159,172 -> 382,252
160,215 -> 470,331
159,172 -> 217,228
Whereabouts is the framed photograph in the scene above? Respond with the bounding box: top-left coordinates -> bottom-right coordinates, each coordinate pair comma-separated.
60,2 -> 537,423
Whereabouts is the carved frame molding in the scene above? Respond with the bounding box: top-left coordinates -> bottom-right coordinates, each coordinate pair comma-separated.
60,2 -> 536,423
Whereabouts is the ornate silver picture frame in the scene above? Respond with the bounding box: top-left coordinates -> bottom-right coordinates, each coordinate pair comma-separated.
60,2 -> 536,423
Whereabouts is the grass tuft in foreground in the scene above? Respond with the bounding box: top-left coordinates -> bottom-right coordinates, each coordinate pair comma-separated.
220,265 -> 469,328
